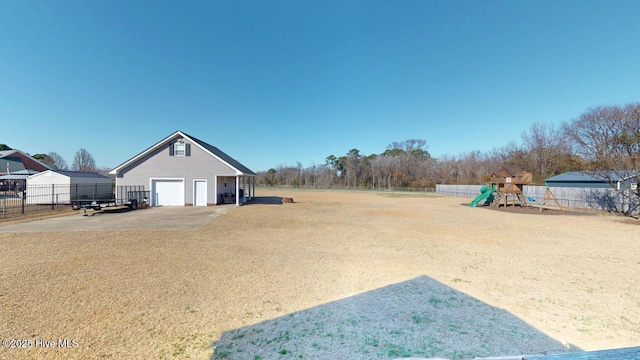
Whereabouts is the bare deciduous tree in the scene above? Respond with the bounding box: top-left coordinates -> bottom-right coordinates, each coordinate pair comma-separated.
563,103 -> 640,205
72,148 -> 97,172
47,151 -> 69,170
520,122 -> 572,181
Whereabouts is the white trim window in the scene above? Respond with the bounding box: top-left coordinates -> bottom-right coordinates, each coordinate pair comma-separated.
174,142 -> 186,156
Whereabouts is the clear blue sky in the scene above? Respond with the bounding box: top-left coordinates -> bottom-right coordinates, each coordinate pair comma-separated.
2,0 -> 639,172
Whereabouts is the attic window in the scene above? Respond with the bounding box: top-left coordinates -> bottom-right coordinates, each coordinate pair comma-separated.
169,141 -> 190,157
174,142 -> 186,156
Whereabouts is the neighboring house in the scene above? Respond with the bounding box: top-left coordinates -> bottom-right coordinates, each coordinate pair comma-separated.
0,149 -> 52,175
0,150 -> 53,192
26,170 -> 112,204
109,131 -> 257,206
545,171 -> 638,191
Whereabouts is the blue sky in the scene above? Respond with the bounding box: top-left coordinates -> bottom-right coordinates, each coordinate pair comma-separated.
2,0 -> 639,172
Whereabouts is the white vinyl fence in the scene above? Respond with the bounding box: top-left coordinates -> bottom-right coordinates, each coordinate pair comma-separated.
436,184 -> 639,214
436,185 -> 484,198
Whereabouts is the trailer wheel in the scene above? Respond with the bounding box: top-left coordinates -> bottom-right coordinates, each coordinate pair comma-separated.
128,199 -> 138,210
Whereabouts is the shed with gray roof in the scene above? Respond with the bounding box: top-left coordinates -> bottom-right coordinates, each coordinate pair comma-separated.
545,171 -> 638,191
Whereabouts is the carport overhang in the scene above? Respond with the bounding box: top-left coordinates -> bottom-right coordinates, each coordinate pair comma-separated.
226,172 -> 257,206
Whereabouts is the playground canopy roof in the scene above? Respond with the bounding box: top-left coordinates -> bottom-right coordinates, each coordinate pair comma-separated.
489,166 -> 522,178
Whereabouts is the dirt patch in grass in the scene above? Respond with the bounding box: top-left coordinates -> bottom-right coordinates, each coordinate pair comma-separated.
618,218 -> 640,226
0,188 -> 638,359
476,204 -> 593,216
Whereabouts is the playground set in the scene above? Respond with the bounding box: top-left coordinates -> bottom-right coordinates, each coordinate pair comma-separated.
470,167 -> 563,212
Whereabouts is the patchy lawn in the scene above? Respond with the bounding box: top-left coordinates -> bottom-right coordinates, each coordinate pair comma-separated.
0,188 -> 638,359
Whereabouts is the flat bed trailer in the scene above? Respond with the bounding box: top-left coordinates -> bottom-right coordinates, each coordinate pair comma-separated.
72,198 -> 143,211
72,186 -> 149,215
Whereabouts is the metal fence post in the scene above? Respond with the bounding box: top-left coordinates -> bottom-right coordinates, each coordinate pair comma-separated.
2,197 -> 5,219
21,190 -> 26,214
52,184 -> 55,211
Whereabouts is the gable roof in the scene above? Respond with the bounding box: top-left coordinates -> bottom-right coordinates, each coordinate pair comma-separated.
0,157 -> 26,173
109,131 -> 256,176
546,171 -> 636,183
181,131 -> 256,176
28,170 -> 111,179
494,166 -> 523,177
0,149 -> 53,174
0,150 -> 16,158
55,170 -> 111,179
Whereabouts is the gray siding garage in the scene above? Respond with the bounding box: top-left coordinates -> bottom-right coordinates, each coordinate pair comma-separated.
110,131 -> 256,206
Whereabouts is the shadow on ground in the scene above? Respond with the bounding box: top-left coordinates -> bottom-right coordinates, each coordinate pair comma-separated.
83,206 -> 144,216
246,196 -> 283,205
211,276 -> 577,360
460,202 -> 590,216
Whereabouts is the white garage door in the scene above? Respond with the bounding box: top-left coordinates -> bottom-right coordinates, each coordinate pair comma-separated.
152,180 -> 184,206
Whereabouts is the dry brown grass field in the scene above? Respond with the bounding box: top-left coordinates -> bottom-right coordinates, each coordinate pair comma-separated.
0,188 -> 638,360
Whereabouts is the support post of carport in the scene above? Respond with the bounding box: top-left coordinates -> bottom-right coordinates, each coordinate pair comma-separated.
235,176 -> 240,206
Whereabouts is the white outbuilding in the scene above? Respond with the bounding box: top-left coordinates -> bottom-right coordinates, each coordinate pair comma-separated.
26,170 -> 112,204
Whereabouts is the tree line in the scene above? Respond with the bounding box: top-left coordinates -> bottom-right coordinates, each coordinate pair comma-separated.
4,102 -> 638,202
0,145 -> 105,174
256,103 -> 640,201
31,148 -> 100,172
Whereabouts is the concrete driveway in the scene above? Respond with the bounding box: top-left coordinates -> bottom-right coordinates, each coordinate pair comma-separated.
0,206 -> 233,232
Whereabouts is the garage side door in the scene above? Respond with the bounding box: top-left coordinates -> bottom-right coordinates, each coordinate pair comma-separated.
152,180 -> 185,206
194,180 -> 207,206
